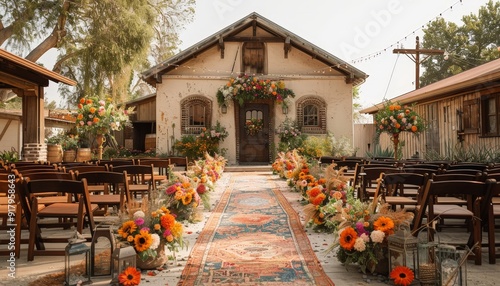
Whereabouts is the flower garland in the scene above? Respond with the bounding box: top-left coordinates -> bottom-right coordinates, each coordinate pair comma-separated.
216,74 -> 295,106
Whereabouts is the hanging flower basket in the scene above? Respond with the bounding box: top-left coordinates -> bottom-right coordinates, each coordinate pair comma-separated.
216,74 -> 295,106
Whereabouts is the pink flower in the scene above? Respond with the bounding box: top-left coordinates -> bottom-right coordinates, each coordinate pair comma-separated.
135,218 -> 144,226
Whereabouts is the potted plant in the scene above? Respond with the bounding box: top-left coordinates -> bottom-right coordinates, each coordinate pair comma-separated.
61,134 -> 79,162
46,133 -> 63,163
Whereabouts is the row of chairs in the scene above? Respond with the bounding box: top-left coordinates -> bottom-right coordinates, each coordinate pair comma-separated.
0,157 -> 188,261
370,170 -> 500,265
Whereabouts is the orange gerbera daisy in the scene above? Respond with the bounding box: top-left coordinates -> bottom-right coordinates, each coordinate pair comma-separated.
339,227 -> 358,251
134,230 -> 153,252
390,266 -> 414,286
118,221 -> 137,238
373,216 -> 395,234
118,266 -> 141,286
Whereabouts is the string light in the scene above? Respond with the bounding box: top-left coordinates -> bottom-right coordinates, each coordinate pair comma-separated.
351,0 -> 467,64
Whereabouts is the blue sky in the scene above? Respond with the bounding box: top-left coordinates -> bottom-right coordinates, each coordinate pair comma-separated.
40,0 -> 492,109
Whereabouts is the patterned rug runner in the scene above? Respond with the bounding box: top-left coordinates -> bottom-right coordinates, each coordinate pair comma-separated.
179,172 -> 334,285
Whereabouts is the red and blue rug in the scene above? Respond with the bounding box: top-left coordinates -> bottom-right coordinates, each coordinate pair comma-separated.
179,173 -> 334,285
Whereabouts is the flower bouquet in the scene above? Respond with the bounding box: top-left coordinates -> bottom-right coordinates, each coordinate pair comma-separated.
116,196 -> 186,265
158,174 -> 202,222
76,96 -> 134,135
326,199 -> 414,274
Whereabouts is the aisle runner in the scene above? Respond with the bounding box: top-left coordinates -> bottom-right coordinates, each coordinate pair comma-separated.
179,173 -> 334,285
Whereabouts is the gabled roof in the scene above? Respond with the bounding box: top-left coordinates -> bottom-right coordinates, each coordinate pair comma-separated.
142,12 -> 368,86
0,48 -> 76,89
361,57 -> 500,114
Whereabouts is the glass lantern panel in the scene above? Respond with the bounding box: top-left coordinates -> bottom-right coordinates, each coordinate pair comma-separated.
92,236 -> 112,275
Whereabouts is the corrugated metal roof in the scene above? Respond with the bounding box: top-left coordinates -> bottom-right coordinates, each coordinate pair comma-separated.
361,57 -> 500,114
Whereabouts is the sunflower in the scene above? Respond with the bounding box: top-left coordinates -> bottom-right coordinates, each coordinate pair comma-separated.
339,227 -> 358,251
390,266 -> 414,286
373,216 -> 395,234
118,221 -> 137,238
182,192 -> 193,205
118,266 -> 141,286
134,230 -> 153,252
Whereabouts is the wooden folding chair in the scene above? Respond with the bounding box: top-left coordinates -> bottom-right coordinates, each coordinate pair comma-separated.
167,156 -> 189,172
0,177 -> 23,258
372,172 -> 428,211
412,179 -> 495,265
137,158 -> 171,186
23,178 -> 97,261
359,166 -> 401,201
76,171 -> 131,214
110,164 -> 155,196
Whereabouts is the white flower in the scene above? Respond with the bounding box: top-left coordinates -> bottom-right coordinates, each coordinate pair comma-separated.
354,237 -> 366,252
150,233 -> 160,249
370,230 -> 385,243
360,233 -> 370,243
133,211 -> 145,219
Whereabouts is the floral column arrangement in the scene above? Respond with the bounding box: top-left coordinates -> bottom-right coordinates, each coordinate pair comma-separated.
374,101 -> 425,160
76,96 -> 134,160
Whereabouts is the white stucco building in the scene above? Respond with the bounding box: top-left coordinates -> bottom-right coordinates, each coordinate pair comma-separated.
142,12 -> 368,165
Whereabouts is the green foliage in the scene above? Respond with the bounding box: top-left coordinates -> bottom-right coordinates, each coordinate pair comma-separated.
299,136 -> 332,160
330,135 -> 356,157
275,119 -> 307,152
0,148 -> 19,163
174,122 -> 228,161
365,144 -> 396,159
421,0 -> 500,86
424,141 -> 500,163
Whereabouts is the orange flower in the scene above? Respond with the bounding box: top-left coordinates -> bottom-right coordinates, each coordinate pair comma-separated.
411,125 -> 418,132
160,213 -> 175,230
93,117 -> 99,123
311,193 -> 326,205
389,105 -> 395,111
373,216 -> 395,234
307,187 -> 322,198
118,221 -> 137,238
89,107 -> 96,114
390,266 -> 414,286
86,99 -> 93,105
134,230 -> 153,252
339,227 -> 358,250
118,266 -> 141,286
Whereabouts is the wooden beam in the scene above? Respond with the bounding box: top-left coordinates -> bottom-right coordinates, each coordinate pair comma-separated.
0,71 -> 38,90
224,36 -> 284,42
218,37 -> 225,59
0,119 -> 12,141
284,36 -> 291,59
252,20 -> 257,37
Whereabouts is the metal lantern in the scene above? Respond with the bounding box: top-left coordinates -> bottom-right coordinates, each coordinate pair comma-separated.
417,228 -> 439,286
387,228 -> 418,276
65,232 -> 92,286
437,244 -> 467,286
111,245 -> 136,285
90,226 -> 115,277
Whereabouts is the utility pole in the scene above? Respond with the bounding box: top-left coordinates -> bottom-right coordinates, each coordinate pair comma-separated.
393,36 -> 445,89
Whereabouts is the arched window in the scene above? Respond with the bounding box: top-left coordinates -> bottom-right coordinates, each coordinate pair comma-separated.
180,96 -> 212,135
296,96 -> 327,134
242,42 -> 266,74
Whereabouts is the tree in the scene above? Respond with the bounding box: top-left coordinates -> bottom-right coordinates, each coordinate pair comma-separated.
0,0 -> 195,105
420,0 -> 500,87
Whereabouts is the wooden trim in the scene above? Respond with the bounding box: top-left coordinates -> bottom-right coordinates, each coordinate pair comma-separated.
0,119 -> 12,141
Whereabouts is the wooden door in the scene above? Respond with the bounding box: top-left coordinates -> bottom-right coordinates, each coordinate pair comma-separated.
239,103 -> 269,164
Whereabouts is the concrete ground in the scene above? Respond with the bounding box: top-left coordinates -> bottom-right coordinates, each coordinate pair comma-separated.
1,171 -> 499,285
